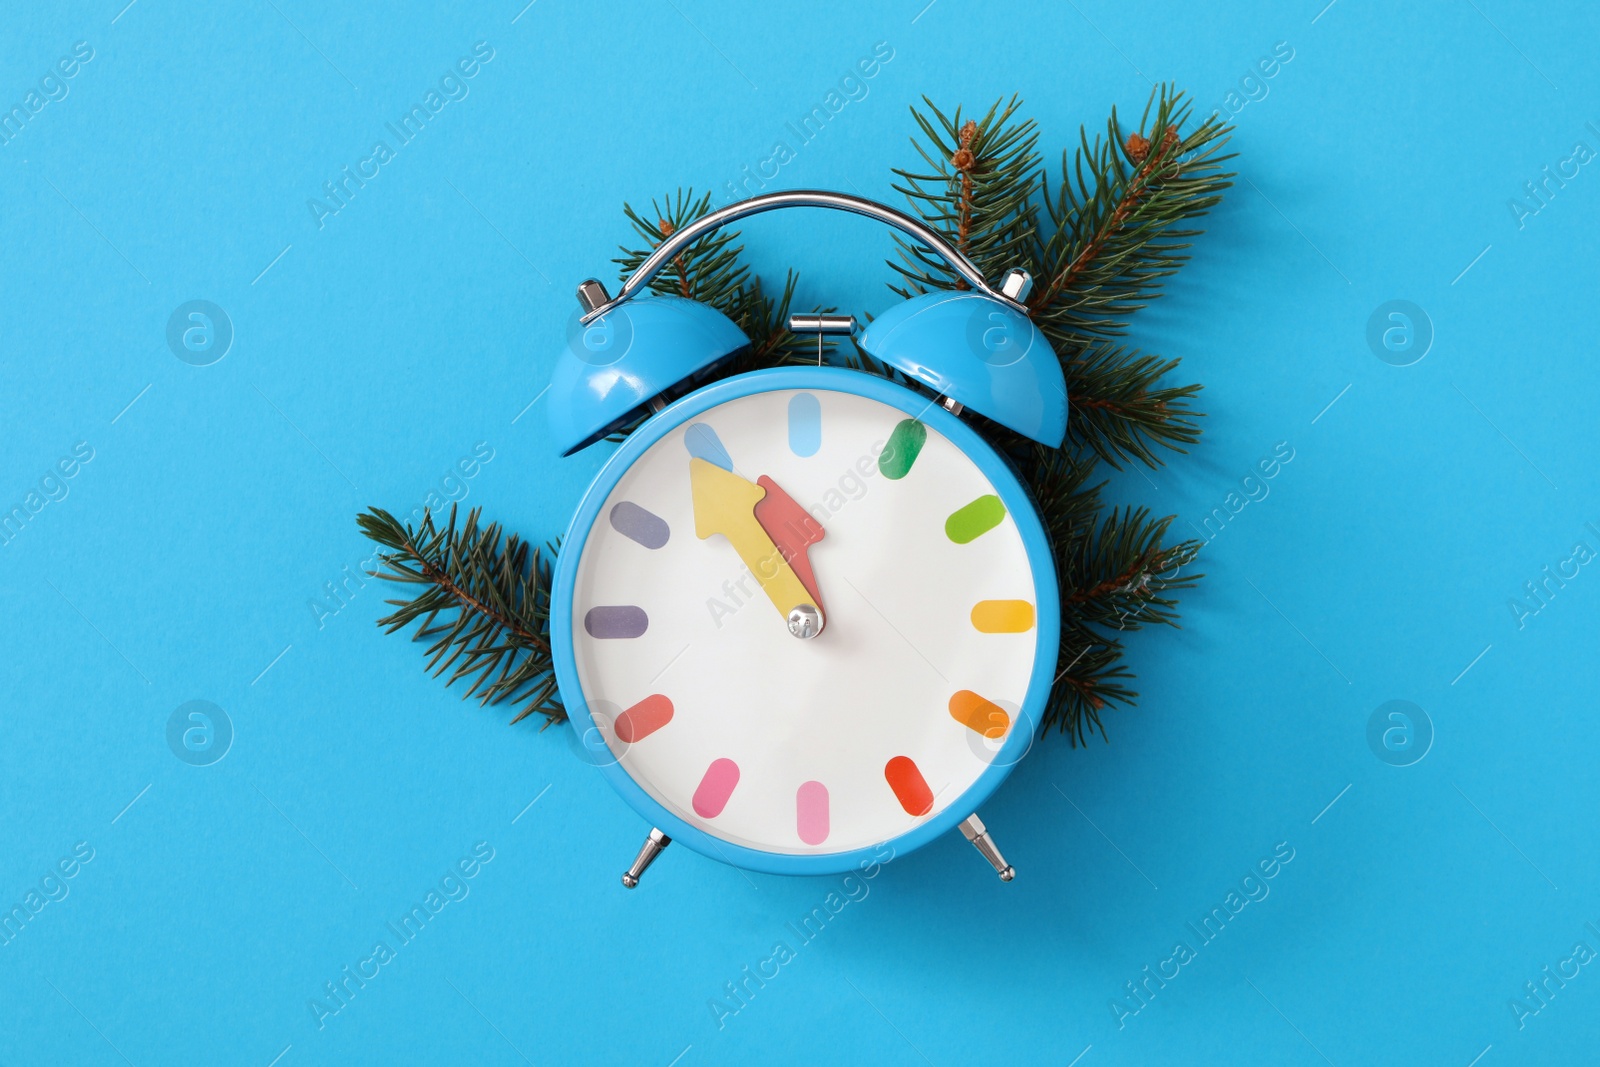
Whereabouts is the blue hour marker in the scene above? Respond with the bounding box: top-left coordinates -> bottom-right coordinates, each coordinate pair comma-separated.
684,422 -> 733,471
787,393 -> 821,457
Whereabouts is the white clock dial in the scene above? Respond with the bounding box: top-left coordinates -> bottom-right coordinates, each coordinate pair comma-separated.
568,387 -> 1042,854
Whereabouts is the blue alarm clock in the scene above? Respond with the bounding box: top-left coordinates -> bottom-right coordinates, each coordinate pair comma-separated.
547,191 -> 1067,886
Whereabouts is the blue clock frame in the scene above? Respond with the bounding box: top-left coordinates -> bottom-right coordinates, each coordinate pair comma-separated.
550,365 -> 1062,877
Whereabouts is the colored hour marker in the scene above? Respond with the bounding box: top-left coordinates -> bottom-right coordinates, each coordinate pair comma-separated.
684,422 -> 733,471
878,419 -> 926,480
945,494 -> 1006,543
584,605 -> 648,639
884,756 -> 934,816
609,501 -> 669,549
970,600 -> 1035,633
787,393 -> 821,457
614,694 -> 673,743
948,690 -> 1011,739
796,781 -> 829,845
693,758 -> 740,818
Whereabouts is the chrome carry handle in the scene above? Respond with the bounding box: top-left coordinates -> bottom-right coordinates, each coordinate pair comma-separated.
579,190 -> 1029,322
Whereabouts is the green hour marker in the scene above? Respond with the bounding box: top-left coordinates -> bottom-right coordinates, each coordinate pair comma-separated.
878,419 -> 926,480
945,495 -> 1006,543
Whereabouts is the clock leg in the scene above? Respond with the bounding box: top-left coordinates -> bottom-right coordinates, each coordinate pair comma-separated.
959,813 -> 1015,882
621,827 -> 671,888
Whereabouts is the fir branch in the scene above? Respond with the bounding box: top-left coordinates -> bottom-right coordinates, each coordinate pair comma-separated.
1065,341 -> 1203,469
1030,83 -> 1234,344
1046,628 -> 1136,745
889,96 -> 1042,294
358,505 -> 565,727
1022,443 -> 1104,550
615,189 -> 750,313
1060,508 -> 1201,632
1024,85 -> 1229,473
1025,447 -> 1202,736
893,87 -> 1231,742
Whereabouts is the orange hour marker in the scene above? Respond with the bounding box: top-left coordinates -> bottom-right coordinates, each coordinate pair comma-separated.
884,756 -> 934,816
970,600 -> 1035,633
948,690 -> 1011,739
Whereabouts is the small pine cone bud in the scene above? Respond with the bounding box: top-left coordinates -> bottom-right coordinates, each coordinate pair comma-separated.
1161,127 -> 1180,150
959,119 -> 978,147
951,147 -> 976,171
658,218 -> 676,236
1124,133 -> 1151,163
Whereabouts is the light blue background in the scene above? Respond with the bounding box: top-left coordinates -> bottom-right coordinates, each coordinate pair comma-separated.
2,1 -> 1596,1064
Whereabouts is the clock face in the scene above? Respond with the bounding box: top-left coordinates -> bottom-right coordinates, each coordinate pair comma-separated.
562,378 -> 1049,858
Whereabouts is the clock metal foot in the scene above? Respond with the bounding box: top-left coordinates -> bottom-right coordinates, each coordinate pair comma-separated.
959,814 -> 1014,881
622,827 -> 670,888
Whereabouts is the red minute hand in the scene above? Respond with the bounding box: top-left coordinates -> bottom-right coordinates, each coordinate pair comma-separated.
753,476 -> 825,612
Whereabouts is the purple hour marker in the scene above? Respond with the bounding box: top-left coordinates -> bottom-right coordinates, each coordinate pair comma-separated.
584,606 -> 648,639
609,501 -> 670,549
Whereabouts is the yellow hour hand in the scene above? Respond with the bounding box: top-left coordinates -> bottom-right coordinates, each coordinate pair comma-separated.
690,457 -> 824,637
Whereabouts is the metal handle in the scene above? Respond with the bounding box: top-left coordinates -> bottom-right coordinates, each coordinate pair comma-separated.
583,190 -> 1018,321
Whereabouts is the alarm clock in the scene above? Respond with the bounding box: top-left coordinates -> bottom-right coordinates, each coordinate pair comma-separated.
547,191 -> 1067,886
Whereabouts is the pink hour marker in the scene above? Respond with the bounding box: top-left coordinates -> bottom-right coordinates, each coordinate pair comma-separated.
796,781 -> 829,845
692,758 -> 740,818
